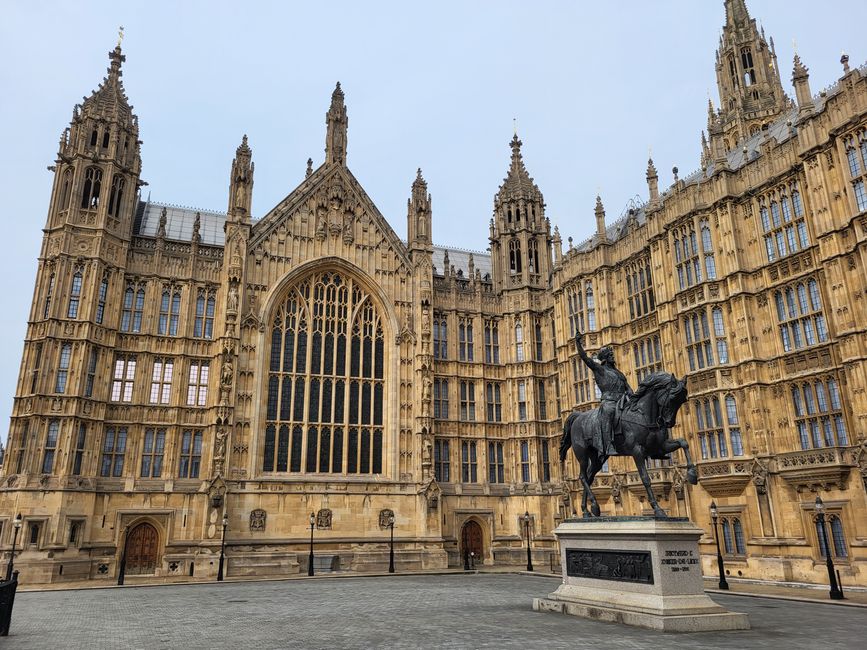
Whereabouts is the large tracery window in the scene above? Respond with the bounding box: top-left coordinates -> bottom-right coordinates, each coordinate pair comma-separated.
263,271 -> 385,475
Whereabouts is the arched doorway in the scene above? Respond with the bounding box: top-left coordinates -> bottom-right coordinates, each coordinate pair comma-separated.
125,522 -> 159,575
461,520 -> 483,568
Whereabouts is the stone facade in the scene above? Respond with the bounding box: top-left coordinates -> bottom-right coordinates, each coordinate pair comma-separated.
2,0 -> 866,587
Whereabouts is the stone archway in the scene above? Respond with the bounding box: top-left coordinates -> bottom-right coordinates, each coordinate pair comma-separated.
125,522 -> 160,575
460,520 -> 484,568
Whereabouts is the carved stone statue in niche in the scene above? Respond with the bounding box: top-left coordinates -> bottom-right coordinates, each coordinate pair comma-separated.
343,210 -> 355,244
227,283 -> 239,314
220,357 -> 234,406
316,508 -> 333,530
421,375 -> 432,417
250,509 -> 267,532
315,205 -> 327,239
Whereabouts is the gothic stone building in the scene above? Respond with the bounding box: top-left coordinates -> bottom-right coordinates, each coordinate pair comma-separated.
2,0 -> 867,586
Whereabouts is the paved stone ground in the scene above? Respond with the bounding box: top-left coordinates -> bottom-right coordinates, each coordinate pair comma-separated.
6,574 -> 867,649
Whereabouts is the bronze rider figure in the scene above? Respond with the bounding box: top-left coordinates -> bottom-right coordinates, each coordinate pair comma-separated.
575,331 -> 633,456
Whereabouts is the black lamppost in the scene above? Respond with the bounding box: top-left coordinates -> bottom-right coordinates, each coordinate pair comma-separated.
815,496 -> 844,600
523,511 -> 534,572
4,514 -> 22,581
217,514 -> 228,582
388,513 -> 395,574
117,524 -> 130,586
709,502 -> 729,590
308,512 -> 315,577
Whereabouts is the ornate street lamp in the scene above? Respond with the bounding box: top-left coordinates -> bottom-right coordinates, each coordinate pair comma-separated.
4,514 -> 22,581
523,511 -> 534,572
117,524 -> 130,586
308,512 -> 315,577
388,513 -> 395,574
814,496 -> 844,600
709,502 -> 729,590
217,514 -> 228,582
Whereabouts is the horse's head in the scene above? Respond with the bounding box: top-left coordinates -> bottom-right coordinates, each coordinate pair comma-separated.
657,374 -> 688,428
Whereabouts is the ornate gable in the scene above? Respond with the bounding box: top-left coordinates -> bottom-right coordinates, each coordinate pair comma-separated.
249,163 -> 410,268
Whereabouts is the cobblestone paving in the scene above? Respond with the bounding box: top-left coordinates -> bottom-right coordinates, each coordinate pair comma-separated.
6,574 -> 867,649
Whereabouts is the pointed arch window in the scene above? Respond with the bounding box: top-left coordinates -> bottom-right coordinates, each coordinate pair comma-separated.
194,290 -> 215,339
585,282 -> 596,331
458,317 -> 474,362
760,183 -> 809,261
58,169 -> 72,211
42,419 -> 60,474
527,238 -> 540,275
433,313 -> 448,360
741,48 -> 755,85
44,272 -> 55,319
95,277 -> 108,324
817,514 -> 848,559
67,270 -> 83,318
263,271 -> 385,475
107,175 -> 125,217
55,343 -> 72,393
774,278 -> 827,352
508,239 -> 522,275
515,322 -> 525,362
792,378 -> 848,449
700,219 -> 716,280
80,166 -> 103,209
158,289 -> 181,336
120,285 -> 145,333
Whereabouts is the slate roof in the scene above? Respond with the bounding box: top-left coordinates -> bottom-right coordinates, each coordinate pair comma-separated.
133,199 -> 495,278
135,200 -> 229,246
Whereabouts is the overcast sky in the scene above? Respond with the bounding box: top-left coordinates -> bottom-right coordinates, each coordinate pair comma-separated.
1,1 -> 863,445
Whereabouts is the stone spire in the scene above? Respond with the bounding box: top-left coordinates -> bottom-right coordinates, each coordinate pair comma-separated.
595,195 -> 607,242
792,54 -> 814,116
407,168 -> 432,252
79,43 -> 134,128
646,157 -> 659,205
325,82 -> 348,166
228,134 -> 254,221
712,0 -> 788,153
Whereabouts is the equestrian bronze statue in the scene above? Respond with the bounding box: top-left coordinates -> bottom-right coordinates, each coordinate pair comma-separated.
559,332 -> 697,518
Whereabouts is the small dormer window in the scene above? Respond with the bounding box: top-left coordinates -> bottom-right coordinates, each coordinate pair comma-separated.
728,55 -> 738,87
102,129 -> 110,148
90,128 -> 98,146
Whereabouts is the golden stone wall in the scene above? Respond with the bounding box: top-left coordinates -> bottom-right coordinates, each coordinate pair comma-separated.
1,2 -> 866,589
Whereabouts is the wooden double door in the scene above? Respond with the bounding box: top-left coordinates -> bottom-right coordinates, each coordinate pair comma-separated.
461,520 -> 483,566
125,522 -> 159,575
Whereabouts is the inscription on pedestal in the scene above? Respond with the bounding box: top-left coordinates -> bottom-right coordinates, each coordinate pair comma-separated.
565,549 -> 654,584
661,549 -> 698,572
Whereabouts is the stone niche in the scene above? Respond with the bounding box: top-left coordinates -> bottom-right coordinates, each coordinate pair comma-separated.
534,517 -> 750,632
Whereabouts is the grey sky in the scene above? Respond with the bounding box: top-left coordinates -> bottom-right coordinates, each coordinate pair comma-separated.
1,1 -> 862,444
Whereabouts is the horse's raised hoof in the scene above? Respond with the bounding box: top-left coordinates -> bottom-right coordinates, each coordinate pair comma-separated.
687,466 -> 698,485
591,503 -> 601,517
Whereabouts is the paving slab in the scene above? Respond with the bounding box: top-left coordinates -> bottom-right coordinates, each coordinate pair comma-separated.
5,573 -> 867,649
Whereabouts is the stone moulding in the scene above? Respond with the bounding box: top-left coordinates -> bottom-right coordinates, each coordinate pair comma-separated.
696,460 -> 752,497
774,447 -> 854,492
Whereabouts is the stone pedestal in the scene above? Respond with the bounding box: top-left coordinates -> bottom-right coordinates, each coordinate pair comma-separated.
533,517 -> 750,632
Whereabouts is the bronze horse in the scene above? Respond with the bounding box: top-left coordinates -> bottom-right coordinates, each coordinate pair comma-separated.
559,372 -> 697,518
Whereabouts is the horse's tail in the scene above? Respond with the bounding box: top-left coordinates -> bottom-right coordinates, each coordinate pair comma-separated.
560,412 -> 579,461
